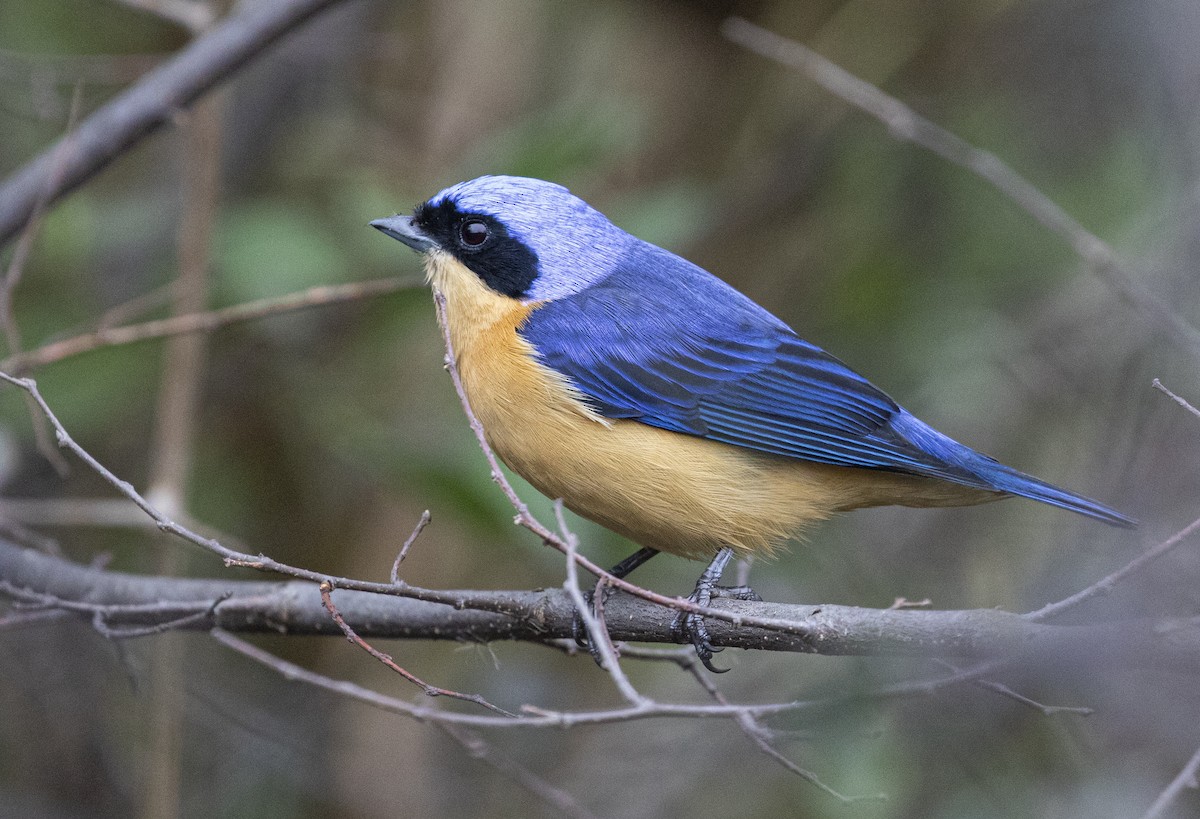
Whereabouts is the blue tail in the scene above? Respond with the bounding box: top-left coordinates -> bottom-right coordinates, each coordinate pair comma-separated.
967,459 -> 1136,527
890,412 -> 1135,528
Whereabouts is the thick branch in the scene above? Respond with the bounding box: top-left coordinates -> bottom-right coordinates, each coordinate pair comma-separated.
0,0 -> 345,247
3,538 -> 1198,670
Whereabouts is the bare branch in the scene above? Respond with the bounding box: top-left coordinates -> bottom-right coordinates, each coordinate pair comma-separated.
555,502 -> 647,706
1153,378 -> 1200,421
390,509 -> 431,583
2,276 -> 419,373
433,721 -> 601,819
1141,742 -> 1200,819
720,16 -> 1200,357
4,538 -> 1200,673
0,0 -> 347,247
1024,512 -> 1200,622
319,581 -> 517,717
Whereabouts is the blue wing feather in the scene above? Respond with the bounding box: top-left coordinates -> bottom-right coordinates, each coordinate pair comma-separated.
520,241 -> 952,473
518,238 -> 1134,527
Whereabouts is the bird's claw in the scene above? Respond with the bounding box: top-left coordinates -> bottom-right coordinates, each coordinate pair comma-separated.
570,591 -> 591,648
670,547 -> 759,673
671,607 -> 727,673
571,588 -> 611,667
574,547 -> 755,674
710,584 -> 763,602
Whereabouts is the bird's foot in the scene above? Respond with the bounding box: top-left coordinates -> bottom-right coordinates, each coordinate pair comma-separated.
572,547 -> 660,666
670,548 -> 759,673
571,586 -> 612,666
710,584 -> 763,603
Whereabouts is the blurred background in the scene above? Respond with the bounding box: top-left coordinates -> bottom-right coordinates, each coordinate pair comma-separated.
1,0 -> 1199,816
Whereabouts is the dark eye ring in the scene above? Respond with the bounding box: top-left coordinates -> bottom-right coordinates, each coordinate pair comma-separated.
459,218 -> 489,247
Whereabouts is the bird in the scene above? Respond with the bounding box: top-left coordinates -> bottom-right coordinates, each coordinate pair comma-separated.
371,175 -> 1133,670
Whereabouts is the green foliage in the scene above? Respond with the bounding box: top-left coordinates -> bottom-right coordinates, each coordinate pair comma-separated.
215,201 -> 352,303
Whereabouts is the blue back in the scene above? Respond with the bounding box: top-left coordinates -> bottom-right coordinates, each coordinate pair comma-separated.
520,239 -> 987,485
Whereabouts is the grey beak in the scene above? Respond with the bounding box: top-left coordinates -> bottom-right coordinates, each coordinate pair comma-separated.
370,215 -> 435,253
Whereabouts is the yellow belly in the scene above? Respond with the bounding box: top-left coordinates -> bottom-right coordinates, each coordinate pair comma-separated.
428,253 -> 995,560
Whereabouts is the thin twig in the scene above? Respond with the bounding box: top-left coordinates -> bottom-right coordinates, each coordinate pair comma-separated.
1025,513 -> 1200,622
0,83 -> 83,475
319,581 -> 517,718
434,722 -> 601,819
0,607 -> 69,630
720,16 -> 1200,358
91,595 -> 228,639
390,510 -> 431,584
679,639 -> 882,803
1140,742 -> 1200,819
970,679 -> 1093,717
555,501 -> 647,706
590,573 -> 616,655
934,661 -> 1093,716
1153,378 -> 1200,421
2,276 -> 418,373
214,625 -> 826,728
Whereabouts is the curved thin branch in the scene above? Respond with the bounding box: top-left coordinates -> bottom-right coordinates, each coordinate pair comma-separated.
721,16 -> 1200,358
0,0 -> 346,247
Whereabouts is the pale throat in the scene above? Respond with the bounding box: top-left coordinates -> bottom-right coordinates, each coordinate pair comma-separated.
423,251 -> 525,356
423,250 -> 607,428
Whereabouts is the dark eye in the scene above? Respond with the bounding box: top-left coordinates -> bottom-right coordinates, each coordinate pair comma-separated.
459,219 -> 489,247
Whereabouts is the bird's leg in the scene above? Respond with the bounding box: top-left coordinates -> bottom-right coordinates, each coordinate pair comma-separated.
572,547 -> 659,655
670,547 -> 761,673
608,546 -> 662,580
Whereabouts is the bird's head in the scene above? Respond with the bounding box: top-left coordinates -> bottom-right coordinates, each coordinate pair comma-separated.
371,176 -> 634,302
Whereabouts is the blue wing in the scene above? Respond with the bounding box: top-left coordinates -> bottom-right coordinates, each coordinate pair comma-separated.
518,238 -> 1132,525
520,241 -> 983,485
518,240 -> 1135,527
